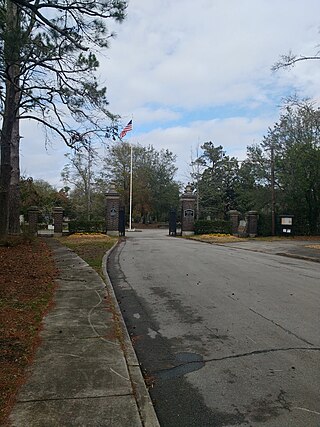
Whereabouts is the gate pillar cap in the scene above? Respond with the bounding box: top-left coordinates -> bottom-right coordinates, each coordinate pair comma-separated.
181,184 -> 196,201
185,184 -> 192,193
106,182 -> 119,197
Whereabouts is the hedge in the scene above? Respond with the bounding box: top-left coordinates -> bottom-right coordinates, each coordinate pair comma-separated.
194,219 -> 231,235
257,213 -> 272,237
68,220 -> 106,234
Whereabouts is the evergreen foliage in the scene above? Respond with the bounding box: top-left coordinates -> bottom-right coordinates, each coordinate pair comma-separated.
192,99 -> 320,235
194,219 -> 231,235
0,0 -> 127,236
102,142 -> 181,222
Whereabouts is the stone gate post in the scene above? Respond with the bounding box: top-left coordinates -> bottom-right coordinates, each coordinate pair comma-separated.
106,183 -> 120,236
247,210 -> 258,237
53,207 -> 64,236
228,210 -> 240,235
181,184 -> 196,236
28,206 -> 39,235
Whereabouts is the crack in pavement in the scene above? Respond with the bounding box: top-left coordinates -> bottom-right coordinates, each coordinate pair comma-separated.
153,346 -> 320,376
249,307 -> 314,346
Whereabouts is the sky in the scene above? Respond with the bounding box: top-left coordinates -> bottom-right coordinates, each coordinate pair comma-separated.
20,0 -> 320,187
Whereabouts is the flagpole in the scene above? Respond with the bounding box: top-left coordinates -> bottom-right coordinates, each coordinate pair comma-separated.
119,119 -> 134,232
129,144 -> 133,231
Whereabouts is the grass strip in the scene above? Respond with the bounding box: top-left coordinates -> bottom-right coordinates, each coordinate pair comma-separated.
57,233 -> 118,276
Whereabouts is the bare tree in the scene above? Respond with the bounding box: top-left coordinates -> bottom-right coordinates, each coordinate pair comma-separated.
61,142 -> 97,221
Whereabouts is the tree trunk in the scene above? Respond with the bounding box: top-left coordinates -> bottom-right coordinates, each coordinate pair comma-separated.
0,82 -> 17,237
9,117 -> 21,234
0,0 -> 20,238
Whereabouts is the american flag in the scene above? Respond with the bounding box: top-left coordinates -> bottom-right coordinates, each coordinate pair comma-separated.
120,120 -> 133,138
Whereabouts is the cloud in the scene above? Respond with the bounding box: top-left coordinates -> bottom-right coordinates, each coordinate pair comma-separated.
17,0 -> 320,187
133,115 -> 276,182
20,120 -> 69,188
131,107 -> 182,125
105,0 -> 320,114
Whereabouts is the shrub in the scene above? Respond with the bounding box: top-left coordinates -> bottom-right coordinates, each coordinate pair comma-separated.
68,220 -> 106,234
257,213 -> 272,236
194,219 -> 231,235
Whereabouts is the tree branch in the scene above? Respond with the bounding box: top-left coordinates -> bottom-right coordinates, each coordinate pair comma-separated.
272,52 -> 320,71
19,114 -> 74,146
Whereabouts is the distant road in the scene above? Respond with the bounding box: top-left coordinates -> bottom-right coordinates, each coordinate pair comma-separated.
108,230 -> 320,427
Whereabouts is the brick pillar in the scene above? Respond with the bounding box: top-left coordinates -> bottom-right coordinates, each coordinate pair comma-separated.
181,184 -> 196,236
228,210 -> 240,235
247,210 -> 258,237
53,207 -> 64,236
28,206 -> 39,235
106,183 -> 120,236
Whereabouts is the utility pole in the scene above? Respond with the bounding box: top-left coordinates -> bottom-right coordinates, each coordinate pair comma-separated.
190,143 -> 202,220
87,140 -> 93,221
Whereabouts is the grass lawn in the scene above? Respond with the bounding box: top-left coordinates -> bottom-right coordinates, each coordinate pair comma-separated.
57,233 -> 118,276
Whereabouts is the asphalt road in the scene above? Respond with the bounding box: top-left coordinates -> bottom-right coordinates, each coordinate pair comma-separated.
107,230 -> 320,427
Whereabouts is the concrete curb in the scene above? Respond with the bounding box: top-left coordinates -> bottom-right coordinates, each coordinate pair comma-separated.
276,252 -> 320,263
228,245 -> 320,263
189,238 -> 320,263
102,242 -> 160,427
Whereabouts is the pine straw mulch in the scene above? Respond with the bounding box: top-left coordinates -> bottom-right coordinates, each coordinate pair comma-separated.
305,244 -> 320,250
188,234 -> 320,245
0,238 -> 57,426
187,233 -> 246,243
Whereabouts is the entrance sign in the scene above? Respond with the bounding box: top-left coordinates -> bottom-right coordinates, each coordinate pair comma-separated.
184,209 -> 194,217
281,217 -> 292,225
279,214 -> 294,235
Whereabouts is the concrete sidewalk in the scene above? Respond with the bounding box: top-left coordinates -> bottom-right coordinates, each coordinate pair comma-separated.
10,239 -> 159,427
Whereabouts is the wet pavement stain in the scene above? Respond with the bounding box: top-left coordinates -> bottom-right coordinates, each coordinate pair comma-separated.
150,286 -> 204,324
244,390 -> 291,423
155,352 -> 205,380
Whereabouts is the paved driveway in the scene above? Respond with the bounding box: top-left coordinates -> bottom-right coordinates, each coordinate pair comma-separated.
108,230 -> 320,427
